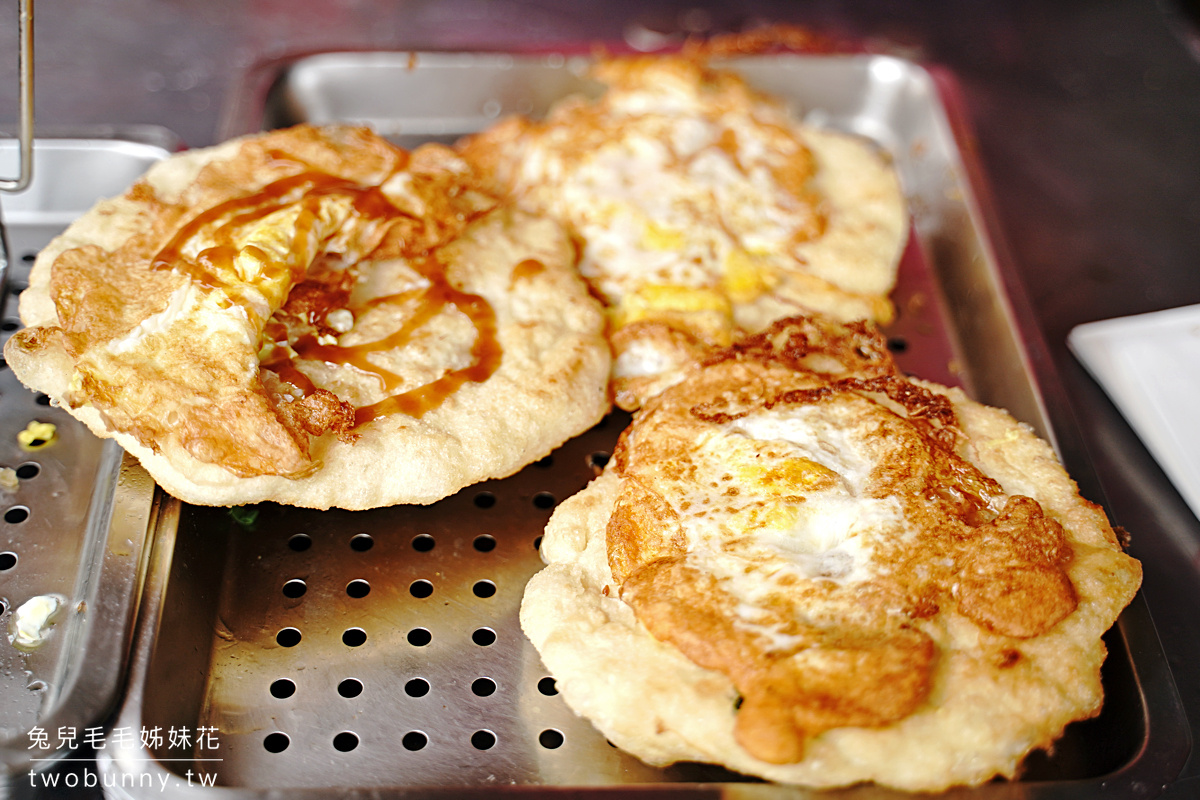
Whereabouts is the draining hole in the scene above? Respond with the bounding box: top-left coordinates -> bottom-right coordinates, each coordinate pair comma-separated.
539,729 -> 565,750
35,394 -> 51,407
411,533 -> 436,552
533,455 -> 554,468
472,580 -> 497,598
21,251 -> 36,263
533,535 -> 543,551
407,627 -> 432,647
287,533 -> 312,552
537,677 -> 558,696
405,678 -> 430,698
350,533 -> 374,552
409,579 -> 433,599
402,731 -> 428,751
276,628 -> 302,647
270,679 -> 296,699
0,600 -> 6,615
473,534 -> 496,553
15,463 -> 39,480
471,677 -> 497,697
4,507 -> 30,524
282,579 -> 307,599
887,336 -> 909,353
0,551 -> 17,571
471,730 -> 497,750
472,627 -> 497,647
342,628 -> 367,647
333,731 -> 359,752
1,319 -> 18,332
588,451 -> 611,471
346,579 -> 371,599
263,732 -> 290,753
338,678 -> 364,698
473,491 -> 496,509
532,492 -> 556,510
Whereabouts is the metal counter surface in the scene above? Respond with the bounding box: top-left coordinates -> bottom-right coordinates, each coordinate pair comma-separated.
3,0 -> 1199,795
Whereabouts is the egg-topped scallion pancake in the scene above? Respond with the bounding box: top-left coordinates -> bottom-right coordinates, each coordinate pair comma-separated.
5,125 -> 610,509
521,318 -> 1141,791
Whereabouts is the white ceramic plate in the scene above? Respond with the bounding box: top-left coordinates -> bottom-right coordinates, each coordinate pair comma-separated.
1069,305 -> 1200,523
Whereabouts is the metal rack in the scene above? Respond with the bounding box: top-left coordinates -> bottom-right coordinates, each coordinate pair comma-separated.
97,50 -> 1189,798
2,1 -> 159,792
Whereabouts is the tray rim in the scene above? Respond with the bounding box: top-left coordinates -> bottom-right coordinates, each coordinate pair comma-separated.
1,130 -> 171,784
0,449 -> 158,777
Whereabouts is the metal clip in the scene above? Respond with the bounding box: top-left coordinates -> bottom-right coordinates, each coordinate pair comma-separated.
1,0 -> 34,193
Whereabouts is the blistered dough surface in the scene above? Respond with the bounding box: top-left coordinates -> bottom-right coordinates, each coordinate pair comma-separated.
5,125 -> 611,509
521,328 -> 1140,791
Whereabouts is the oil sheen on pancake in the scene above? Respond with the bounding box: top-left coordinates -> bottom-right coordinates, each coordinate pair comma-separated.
520,318 -> 1141,791
461,55 -> 908,351
4,125 -> 610,509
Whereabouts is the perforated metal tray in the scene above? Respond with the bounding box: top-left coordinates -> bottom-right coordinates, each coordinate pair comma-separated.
0,134 -> 172,789
100,53 -> 1188,798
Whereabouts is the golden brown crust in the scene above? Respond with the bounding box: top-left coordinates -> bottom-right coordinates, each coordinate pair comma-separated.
273,388 -> 357,443
460,54 -> 908,353
620,555 -> 937,765
606,475 -> 688,586
679,23 -> 838,59
5,124 -> 612,509
612,315 -> 899,412
12,125 -> 464,478
521,316 -> 1142,790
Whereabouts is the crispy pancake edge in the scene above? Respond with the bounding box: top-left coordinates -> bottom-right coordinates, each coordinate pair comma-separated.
4,130 -> 612,509
519,377 -> 1141,791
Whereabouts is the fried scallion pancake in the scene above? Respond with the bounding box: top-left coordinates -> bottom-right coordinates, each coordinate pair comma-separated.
520,319 -> 1141,791
461,55 -> 908,348
4,125 -> 611,509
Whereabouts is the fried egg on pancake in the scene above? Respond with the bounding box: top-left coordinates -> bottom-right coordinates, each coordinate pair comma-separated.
4,125 -> 610,509
520,320 -> 1141,791
461,55 -> 907,349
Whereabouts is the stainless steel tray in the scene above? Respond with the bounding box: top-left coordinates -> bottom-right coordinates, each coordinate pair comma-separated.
100,53 -> 1188,797
0,135 -> 173,788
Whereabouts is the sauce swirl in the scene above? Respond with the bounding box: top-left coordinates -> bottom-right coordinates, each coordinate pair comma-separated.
154,167 -> 502,428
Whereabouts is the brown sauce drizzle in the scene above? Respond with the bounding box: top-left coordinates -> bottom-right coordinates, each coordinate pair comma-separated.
262,256 -> 500,426
154,167 -> 502,427
352,288 -> 499,425
509,258 -> 546,287
153,172 -> 377,292
260,346 -> 317,396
